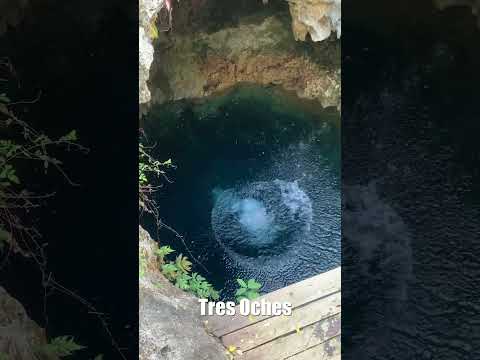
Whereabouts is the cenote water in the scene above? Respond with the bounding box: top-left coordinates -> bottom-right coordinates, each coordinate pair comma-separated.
143,86 -> 340,299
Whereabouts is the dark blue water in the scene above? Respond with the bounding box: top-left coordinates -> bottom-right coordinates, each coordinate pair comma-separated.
143,86 -> 340,299
342,6 -> 480,359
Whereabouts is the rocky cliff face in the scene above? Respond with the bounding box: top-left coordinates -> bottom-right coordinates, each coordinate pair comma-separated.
149,15 -> 340,108
0,287 -> 52,360
141,1 -> 341,111
139,227 -> 225,360
288,0 -> 341,42
139,0 -> 167,108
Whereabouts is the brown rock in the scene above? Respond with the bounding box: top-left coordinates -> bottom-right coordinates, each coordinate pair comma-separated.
139,226 -> 226,360
150,15 -> 340,108
0,287 -> 49,360
288,0 -> 341,42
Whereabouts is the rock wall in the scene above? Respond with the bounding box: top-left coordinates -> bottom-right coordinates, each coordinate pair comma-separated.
149,15 -> 340,108
288,0 -> 341,42
0,287 -> 53,360
141,1 -> 341,111
139,0 -> 166,108
139,227 -> 225,360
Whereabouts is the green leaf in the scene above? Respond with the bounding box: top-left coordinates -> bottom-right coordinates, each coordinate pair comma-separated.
8,173 -> 19,184
197,288 -> 209,299
162,263 -> 177,274
155,245 -> 174,261
246,291 -> 259,300
247,279 -> 262,290
175,279 -> 190,290
175,274 -> 191,290
235,287 -> 247,296
200,282 -> 211,291
175,254 -> 192,273
39,336 -> 85,357
0,164 -> 12,178
210,289 -> 220,301
60,130 -> 77,142
161,263 -> 179,280
237,278 -> 247,288
0,93 -> 10,103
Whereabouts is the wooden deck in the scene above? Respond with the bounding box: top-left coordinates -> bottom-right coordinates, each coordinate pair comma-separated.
205,267 -> 341,360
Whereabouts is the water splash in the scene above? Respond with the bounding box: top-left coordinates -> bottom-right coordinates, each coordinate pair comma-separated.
275,180 -> 313,230
211,180 -> 312,257
232,198 -> 275,237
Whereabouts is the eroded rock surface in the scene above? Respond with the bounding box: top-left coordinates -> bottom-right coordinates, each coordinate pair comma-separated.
139,227 -> 225,360
288,0 -> 341,42
0,287 -> 50,360
139,0 -> 166,108
150,15 -> 340,108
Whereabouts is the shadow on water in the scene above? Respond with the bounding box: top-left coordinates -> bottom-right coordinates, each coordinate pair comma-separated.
342,2 -> 480,358
142,85 -> 340,300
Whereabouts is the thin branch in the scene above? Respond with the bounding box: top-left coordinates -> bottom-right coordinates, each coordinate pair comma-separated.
0,60 -> 126,359
8,90 -> 42,105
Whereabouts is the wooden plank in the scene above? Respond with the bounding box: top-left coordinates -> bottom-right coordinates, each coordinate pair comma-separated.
221,291 -> 340,352
206,267 -> 341,337
242,313 -> 341,360
287,335 -> 341,360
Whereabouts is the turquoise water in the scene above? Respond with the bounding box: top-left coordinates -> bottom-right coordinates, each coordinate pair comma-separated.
143,86 -> 340,299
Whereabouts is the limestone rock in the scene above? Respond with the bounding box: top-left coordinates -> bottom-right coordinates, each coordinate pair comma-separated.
288,0 -> 341,42
139,227 -> 225,360
150,15 -> 340,108
139,0 -> 166,108
0,287 -> 50,360
139,25 -> 156,107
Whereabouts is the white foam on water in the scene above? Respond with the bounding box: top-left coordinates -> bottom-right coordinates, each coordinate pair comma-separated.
232,198 -> 274,235
275,180 -> 313,230
211,179 -> 315,258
